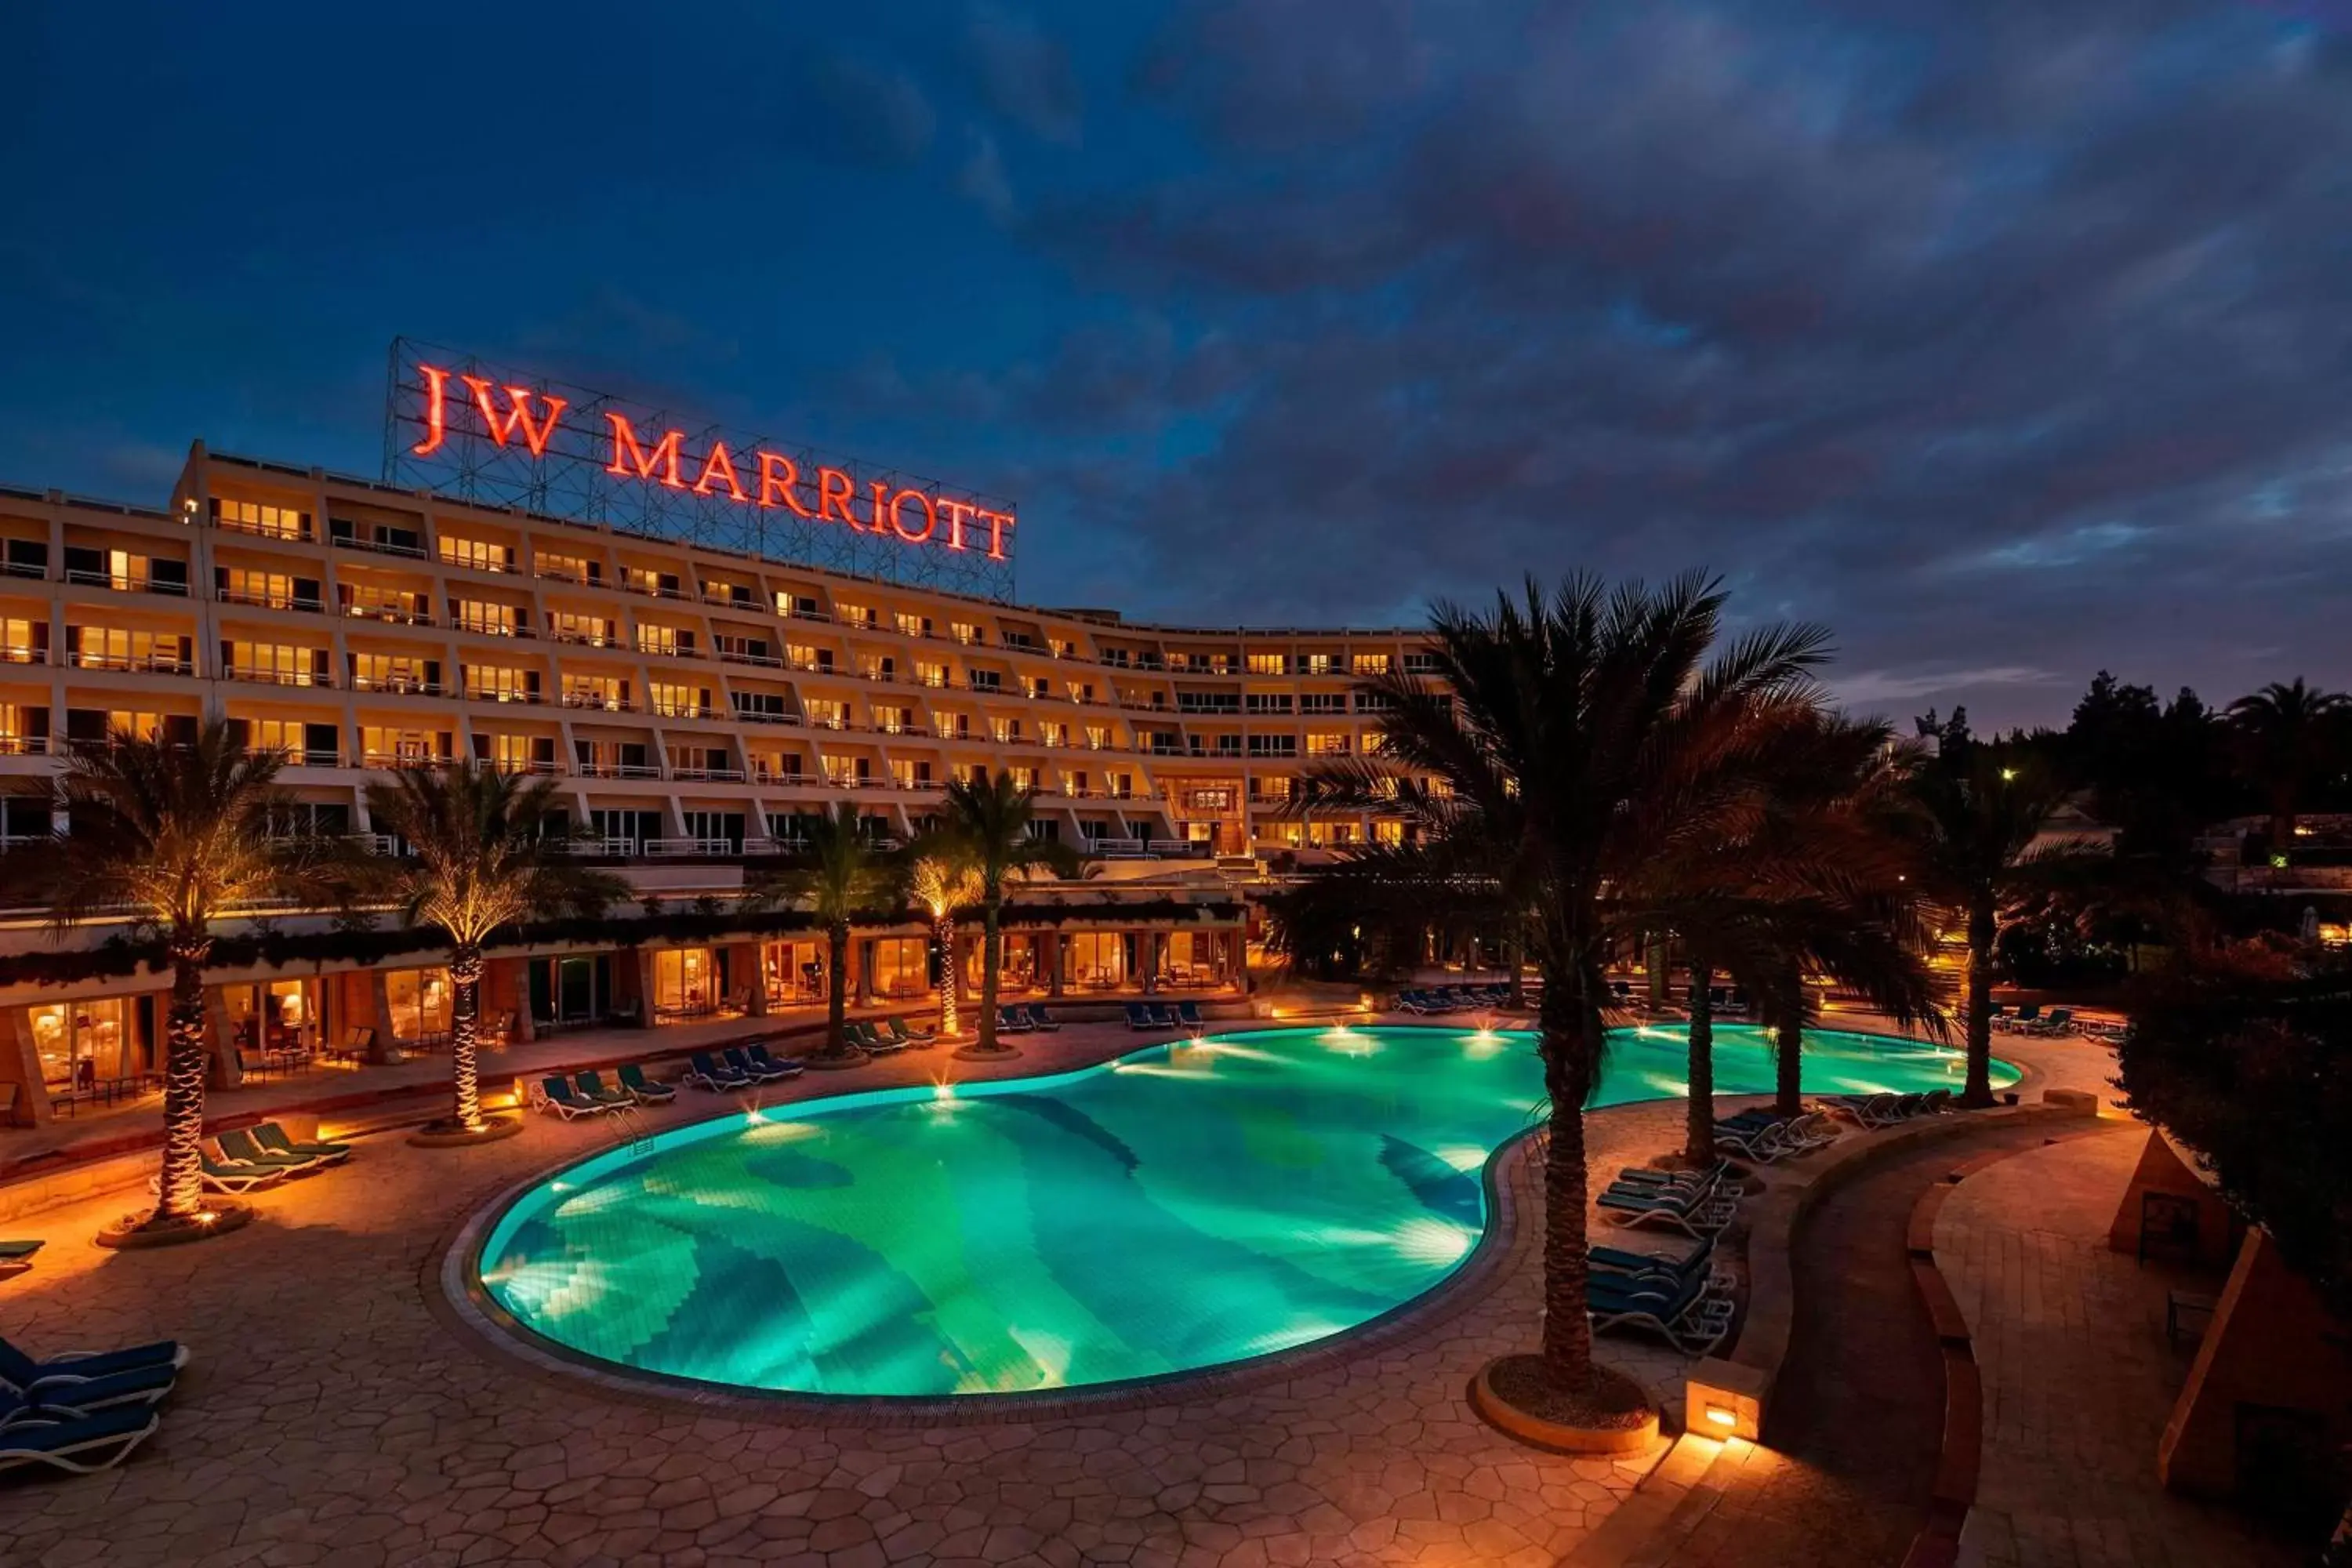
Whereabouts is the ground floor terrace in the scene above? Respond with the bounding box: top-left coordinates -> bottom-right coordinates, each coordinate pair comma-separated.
1,1012 -> 2302,1568
0,914 -> 1249,1130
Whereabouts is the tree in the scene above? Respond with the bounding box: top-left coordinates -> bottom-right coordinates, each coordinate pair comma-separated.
356,764 -> 625,1135
906,848 -> 982,1038
936,773 -> 1082,1055
1904,754 -> 2080,1106
1292,573 -> 1877,1413
762,803 -> 893,1060
26,720 -> 300,1228
2228,679 -> 2350,862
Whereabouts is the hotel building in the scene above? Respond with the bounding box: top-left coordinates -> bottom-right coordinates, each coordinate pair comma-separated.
0,443 -> 1434,1122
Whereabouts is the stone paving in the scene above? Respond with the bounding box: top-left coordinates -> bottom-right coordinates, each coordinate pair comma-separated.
1940,1127 -> 2303,1568
0,1021 -> 1697,1568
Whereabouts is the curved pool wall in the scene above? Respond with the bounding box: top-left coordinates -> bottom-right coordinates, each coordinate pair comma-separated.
476,1024 -> 2015,1399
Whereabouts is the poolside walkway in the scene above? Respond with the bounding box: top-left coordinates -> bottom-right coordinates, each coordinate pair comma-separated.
1939,1128 -> 2301,1568
0,1019 -> 1695,1568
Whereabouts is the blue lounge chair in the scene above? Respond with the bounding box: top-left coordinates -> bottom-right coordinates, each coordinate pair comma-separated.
995,1006 -> 1033,1036
745,1044 -> 804,1080
0,1335 -> 187,1394
616,1063 -> 676,1104
2030,1007 -> 2076,1036
720,1047 -> 783,1084
1597,1183 -> 1737,1237
573,1070 -> 633,1109
850,1022 -> 903,1055
893,1014 -> 938,1042
1145,1003 -> 1178,1028
686,1051 -> 749,1090
0,1360 -> 177,1421
252,1122 -> 351,1165
166,1152 -> 285,1195
1124,1003 -> 1155,1029
212,1127 -> 320,1174
2003,1003 -> 2042,1033
0,1406 -> 162,1474
0,1240 -> 42,1280
535,1077 -> 604,1120
1175,1002 -> 1203,1028
1021,1004 -> 1062,1033
1588,1269 -> 1736,1352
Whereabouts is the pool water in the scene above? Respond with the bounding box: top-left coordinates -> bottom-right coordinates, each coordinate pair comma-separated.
477,1024 -> 2013,1398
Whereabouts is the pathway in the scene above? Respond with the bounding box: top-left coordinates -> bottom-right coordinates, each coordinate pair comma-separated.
1939,1128 -> 2302,1568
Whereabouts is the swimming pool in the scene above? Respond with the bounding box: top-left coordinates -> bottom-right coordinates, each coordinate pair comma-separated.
475,1024 -> 2013,1399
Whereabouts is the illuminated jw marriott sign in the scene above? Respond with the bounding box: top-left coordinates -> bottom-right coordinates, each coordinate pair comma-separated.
381,337 -> 1018,600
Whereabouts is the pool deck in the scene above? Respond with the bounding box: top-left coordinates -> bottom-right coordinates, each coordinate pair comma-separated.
0,1015 -> 2107,1567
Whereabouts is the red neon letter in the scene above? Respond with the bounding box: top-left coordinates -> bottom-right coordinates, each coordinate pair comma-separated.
412,364 -> 451,456
691,441 -> 748,502
606,414 -> 685,488
460,376 -> 568,457
817,467 -> 859,527
868,481 -> 894,536
757,451 -> 815,517
978,509 -> 1015,561
938,499 -> 975,551
888,488 -> 937,544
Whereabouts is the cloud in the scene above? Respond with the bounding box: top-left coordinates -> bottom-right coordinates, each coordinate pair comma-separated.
800,54 -> 937,168
957,130 -> 1017,224
967,5 -> 1083,143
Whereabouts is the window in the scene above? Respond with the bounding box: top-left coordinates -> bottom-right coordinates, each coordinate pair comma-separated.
776,591 -> 824,619
1301,652 -> 1338,676
481,733 -> 554,773
1351,652 -> 1392,676
888,757 -> 931,789
933,711 -> 970,740
635,623 -> 692,656
0,702 -> 48,756
1299,692 -> 1347,715
731,689 -> 789,722
1361,731 -> 1386,753
1247,735 -> 1298,757
750,750 -> 804,783
875,705 -> 913,735
821,753 -> 869,786
894,612 -> 933,639
666,744 -> 735,779
562,673 -> 628,710
1403,651 -> 1441,675
65,547 -> 186,593
1050,637 -> 1077,659
648,681 -> 710,718
1354,691 -> 1395,713
214,497 -> 310,540
1062,770 -> 1089,796
547,611 -> 614,645
991,717 -> 1024,743
465,665 -> 538,703
1306,733 -> 1351,757
1084,724 -> 1109,750
715,633 -> 775,664
1177,691 -> 1241,713
361,726 -> 452,764
1252,775 -> 1293,802
1066,680 -> 1097,703
1245,692 -> 1294,715
0,617 -> 46,663
342,585 -> 431,624
452,598 -> 522,637
786,641 -> 833,672
702,579 -> 755,607
915,659 -> 946,688
1246,652 -> 1288,675
351,652 -> 438,694
1040,721 -> 1068,748
535,551 -> 599,584
438,535 -> 514,573
950,620 -> 980,645
218,567 -> 314,609
225,641 -> 326,686
1107,771 -> 1134,799
857,654 -> 896,682
1009,765 -> 1036,789
71,627 -> 187,673
622,566 -> 682,598
805,698 -> 848,731
240,718 -> 310,760
967,669 -> 1003,692
837,602 -> 876,628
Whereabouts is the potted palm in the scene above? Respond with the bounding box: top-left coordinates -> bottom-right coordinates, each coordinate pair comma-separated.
357,761 -> 626,1143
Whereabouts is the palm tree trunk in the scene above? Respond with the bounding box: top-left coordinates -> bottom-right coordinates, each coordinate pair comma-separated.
935,912 -> 960,1037
826,920 -> 849,1056
1773,960 -> 1804,1117
152,940 -> 212,1223
1963,893 -> 1996,1107
977,891 -> 1003,1052
1535,969 -> 1599,1389
448,947 -> 485,1133
1504,925 -> 1524,1009
1684,958 -> 1715,1165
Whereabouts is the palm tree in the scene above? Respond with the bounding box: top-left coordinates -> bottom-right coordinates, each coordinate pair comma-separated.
27,720 -> 298,1228
1293,573 -> 1878,1410
763,803 -> 892,1059
2227,679 -> 2350,862
906,848 -> 982,1038
358,763 -> 625,1135
1905,754 -> 2078,1107
937,773 -> 1082,1055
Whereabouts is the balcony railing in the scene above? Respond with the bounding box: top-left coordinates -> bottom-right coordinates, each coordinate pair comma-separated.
575,760 -> 663,780
731,707 -> 800,726
718,648 -> 784,668
668,764 -> 747,783
1,647 -> 47,666
215,516 -> 312,543
0,735 -> 49,756
218,589 -> 324,612
67,569 -> 188,597
561,692 -> 633,712
333,533 -> 429,559
69,651 -> 193,674
549,629 -> 622,648
344,603 -> 434,626
453,618 -> 534,639
226,667 -> 333,688
351,676 -> 442,697
1,559 -> 49,580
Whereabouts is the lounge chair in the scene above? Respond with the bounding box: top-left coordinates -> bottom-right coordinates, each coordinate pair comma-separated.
1596,1182 -> 1737,1237
1124,1003 -> 1155,1029
1021,1004 -> 1062,1033
534,1077 -> 604,1120
252,1122 -> 352,1166
616,1064 -> 676,1104
894,1014 -> 938,1042
744,1044 -> 804,1080
686,1051 -> 750,1091
2029,1007 -> 2076,1036
1147,1003 -> 1180,1028
1588,1269 -> 1737,1353
213,1127 -> 319,1174
0,1406 -> 162,1474
1174,1002 -> 1203,1028
2002,1003 -> 2042,1033
0,1240 -> 43,1280
720,1047 -> 787,1084
995,1007 -> 1033,1036
164,1152 -> 286,1195
848,1022 -> 902,1055
1590,1239 -> 1717,1287
0,1359 -> 177,1420
870,1017 -> 916,1047
0,1335 -> 188,1393
574,1070 -> 634,1109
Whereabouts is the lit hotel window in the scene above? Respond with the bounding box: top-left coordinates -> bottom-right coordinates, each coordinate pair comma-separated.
213,497 -> 310,541
438,535 -> 514,573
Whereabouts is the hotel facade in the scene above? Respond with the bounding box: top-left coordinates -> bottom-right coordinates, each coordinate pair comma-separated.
0,434 -> 1435,1123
